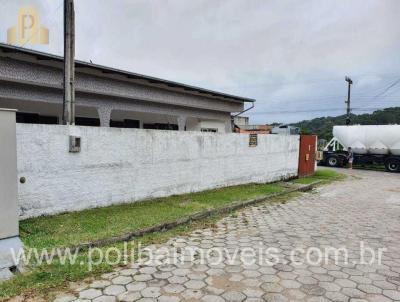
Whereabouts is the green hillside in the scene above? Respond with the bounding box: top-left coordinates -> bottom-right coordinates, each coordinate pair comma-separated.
292,107 -> 400,140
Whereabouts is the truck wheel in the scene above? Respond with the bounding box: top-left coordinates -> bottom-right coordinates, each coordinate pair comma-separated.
326,156 -> 340,167
385,158 -> 400,173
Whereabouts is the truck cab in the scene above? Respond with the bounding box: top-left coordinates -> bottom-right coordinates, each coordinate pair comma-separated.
320,138 -> 349,168
320,137 -> 400,172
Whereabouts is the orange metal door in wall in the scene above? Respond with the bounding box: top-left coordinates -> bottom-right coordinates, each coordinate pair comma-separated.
298,135 -> 317,177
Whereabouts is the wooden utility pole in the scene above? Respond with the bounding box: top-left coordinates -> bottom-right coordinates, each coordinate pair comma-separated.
345,76 -> 353,125
63,0 -> 75,125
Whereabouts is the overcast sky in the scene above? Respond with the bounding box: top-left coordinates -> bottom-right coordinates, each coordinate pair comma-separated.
1,0 -> 399,123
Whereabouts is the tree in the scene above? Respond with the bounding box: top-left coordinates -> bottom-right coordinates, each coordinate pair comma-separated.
291,107 -> 400,140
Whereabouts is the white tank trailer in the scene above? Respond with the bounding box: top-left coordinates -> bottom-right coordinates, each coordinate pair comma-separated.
321,125 -> 400,172
333,125 -> 400,155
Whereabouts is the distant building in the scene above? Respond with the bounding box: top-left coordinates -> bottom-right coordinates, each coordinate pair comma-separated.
233,116 -> 249,126
0,43 -> 255,132
271,124 -> 300,135
234,124 -> 273,134
233,116 -> 272,134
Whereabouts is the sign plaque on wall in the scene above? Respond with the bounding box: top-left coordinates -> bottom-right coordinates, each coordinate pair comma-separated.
249,133 -> 258,147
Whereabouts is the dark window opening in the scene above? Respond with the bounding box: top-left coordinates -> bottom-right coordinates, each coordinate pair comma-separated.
75,117 -> 100,126
201,128 -> 218,133
16,112 -> 58,124
124,119 -> 140,128
143,123 -> 178,130
110,119 -> 140,128
39,115 -> 58,124
17,112 -> 39,123
110,120 -> 124,128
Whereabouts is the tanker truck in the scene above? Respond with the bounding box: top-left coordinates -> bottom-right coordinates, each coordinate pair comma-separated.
320,125 -> 400,172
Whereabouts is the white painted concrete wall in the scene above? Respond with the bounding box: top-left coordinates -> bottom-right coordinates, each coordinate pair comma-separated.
16,124 -> 300,218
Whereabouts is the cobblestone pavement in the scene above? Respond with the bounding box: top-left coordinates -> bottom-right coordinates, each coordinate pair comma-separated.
56,168 -> 400,302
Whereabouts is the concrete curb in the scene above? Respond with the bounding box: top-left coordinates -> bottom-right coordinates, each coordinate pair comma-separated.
56,180 -> 322,255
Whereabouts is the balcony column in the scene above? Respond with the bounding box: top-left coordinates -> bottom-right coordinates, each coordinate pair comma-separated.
97,106 -> 112,127
177,116 -> 187,131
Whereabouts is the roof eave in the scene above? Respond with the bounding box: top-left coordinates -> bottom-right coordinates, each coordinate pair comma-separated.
0,43 -> 256,104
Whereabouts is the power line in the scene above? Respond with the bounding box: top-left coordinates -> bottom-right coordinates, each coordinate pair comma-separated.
373,77 -> 400,98
261,96 -> 400,108
219,74 -> 400,90
251,107 -> 390,115
248,75 -> 399,119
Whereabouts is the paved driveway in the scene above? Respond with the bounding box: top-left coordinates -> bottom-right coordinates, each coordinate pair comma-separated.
59,168 -> 400,302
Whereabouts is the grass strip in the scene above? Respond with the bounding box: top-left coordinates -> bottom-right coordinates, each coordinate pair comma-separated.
21,182 -> 286,250
291,169 -> 346,185
42,181 -> 321,256
1,192 -> 301,300
0,169 -> 344,299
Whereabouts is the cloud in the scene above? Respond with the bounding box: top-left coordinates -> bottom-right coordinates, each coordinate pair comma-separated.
1,0 -> 399,123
